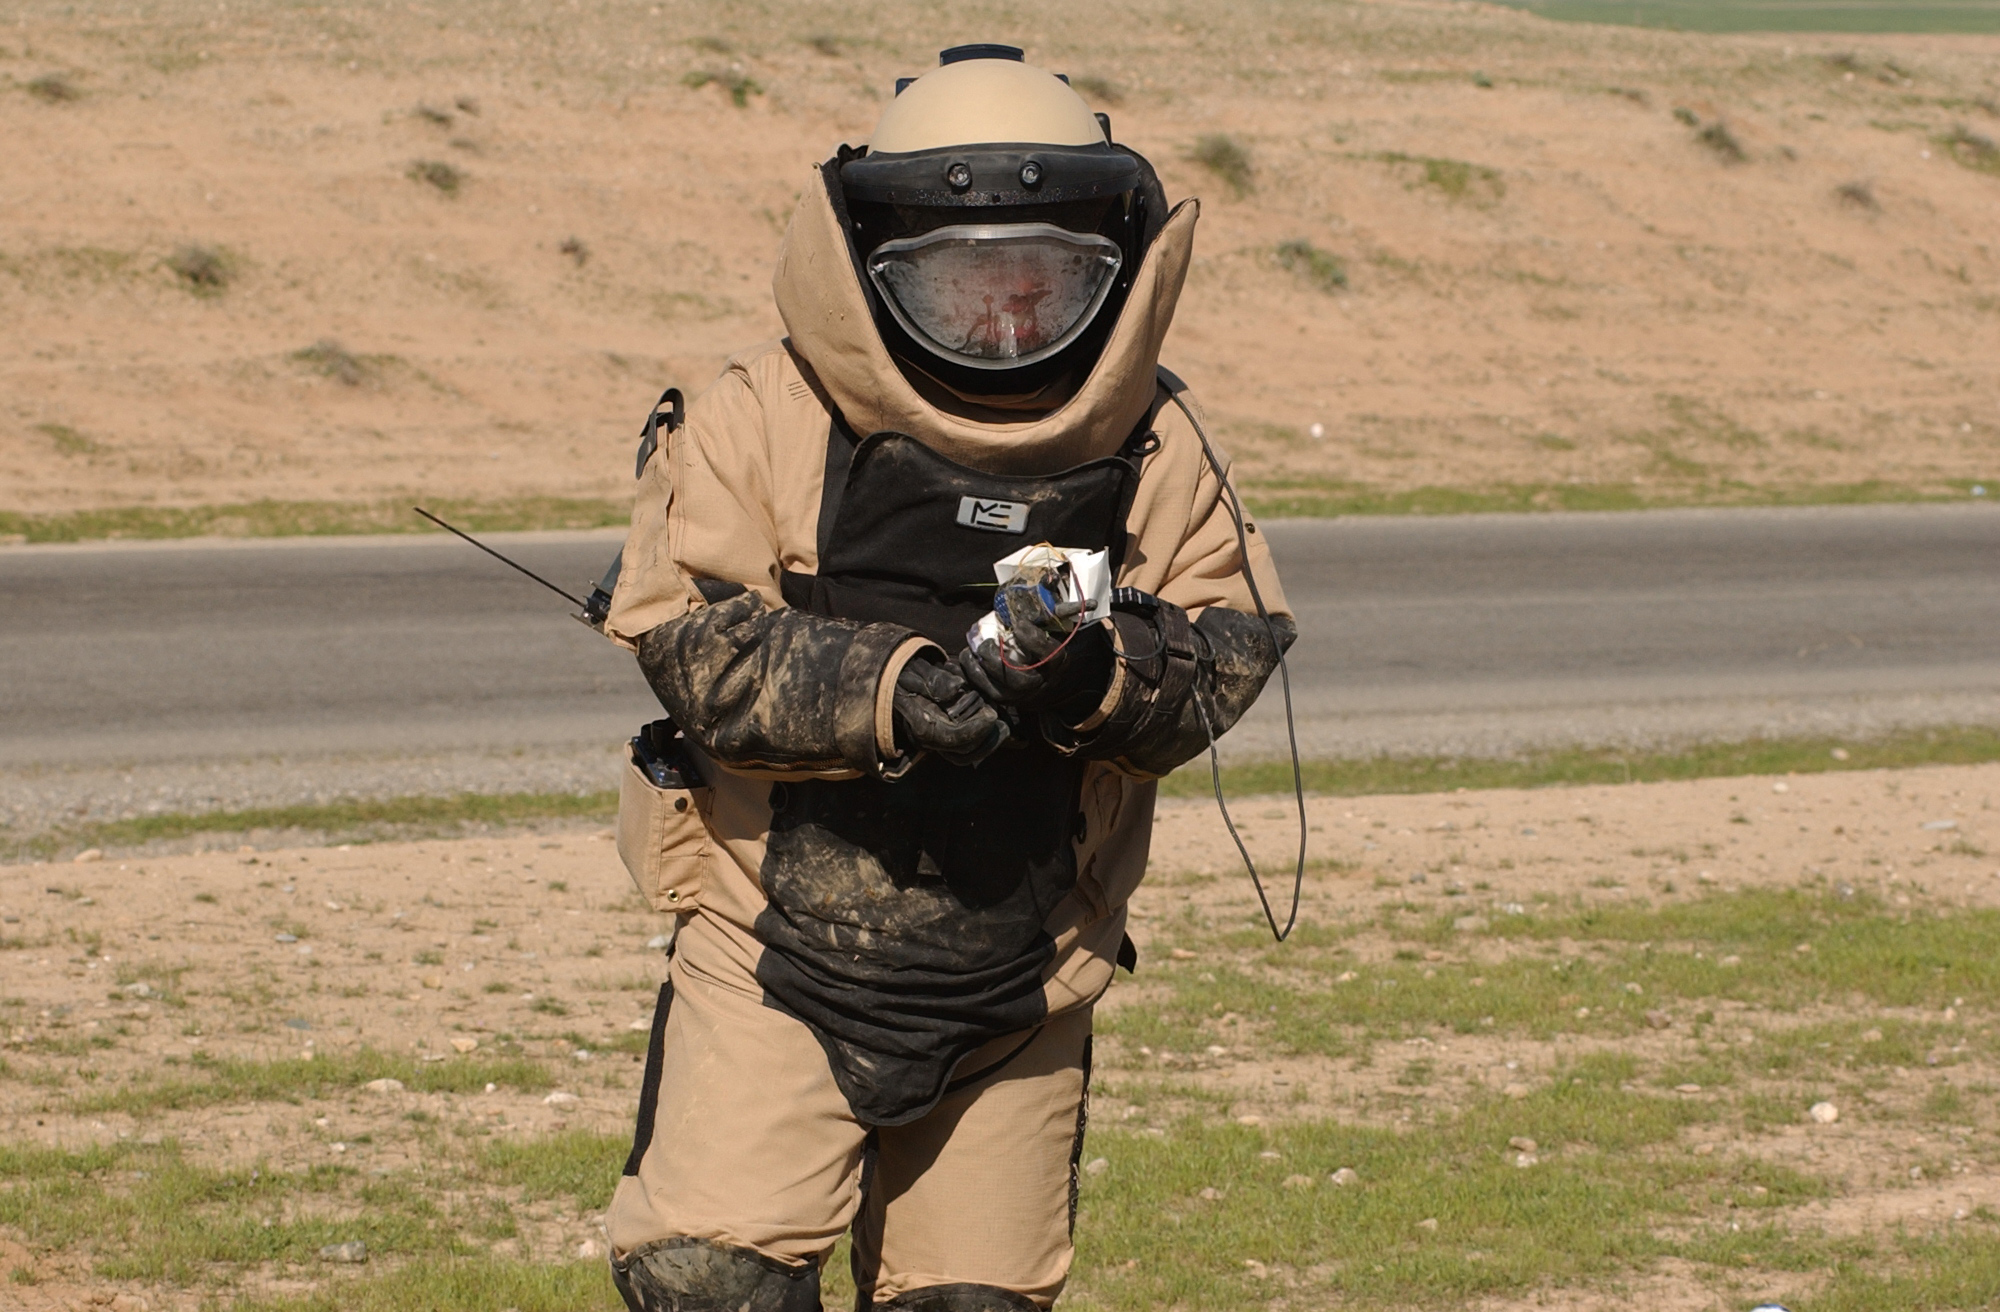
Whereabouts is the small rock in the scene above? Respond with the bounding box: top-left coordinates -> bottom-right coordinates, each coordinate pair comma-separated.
74,848 -> 104,863
1503,1083 -> 1529,1099
1307,422 -> 1326,440
1623,981 -> 1644,995
1644,1009 -> 1672,1029
1719,954 -> 1742,967
1243,1258 -> 1269,1278
1921,819 -> 1958,831
319,1241 -> 367,1263
1169,948 -> 1198,960
363,1078 -> 405,1094
1675,1083 -> 1703,1094
543,1091 -> 580,1106
1329,1167 -> 1359,1186
1206,1045 -> 1227,1057
450,1037 -> 478,1054
1085,1157 -> 1109,1176
1574,1006 -> 1590,1019
1258,1150 -> 1282,1161
1508,1136 -> 1538,1153
577,1238 -> 604,1259
1452,915 -> 1489,933
1772,781 -> 1789,794
574,1049 -> 593,1061
274,933 -> 298,944
1910,1166 -> 1925,1181
1861,1029 -> 1883,1043
122,982 -> 153,997
1417,1217 -> 1439,1231
1697,870 -> 1716,883
1808,1102 -> 1839,1124
1334,970 -> 1358,983
485,1082 -> 497,1093
1198,1186 -> 1223,1201
645,933 -> 673,950
1794,943 -> 1813,955
1830,747 -> 1850,761
1283,1173 -> 1314,1189
1236,1114 -> 1263,1127
420,973 -> 445,989
627,1018 -> 652,1031
330,1142 -> 347,1153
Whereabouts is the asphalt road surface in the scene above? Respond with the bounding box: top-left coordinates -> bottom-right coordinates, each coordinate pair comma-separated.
2,504 -> 1996,775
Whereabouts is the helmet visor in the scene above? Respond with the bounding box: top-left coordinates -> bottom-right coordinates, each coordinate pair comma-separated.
865,223 -> 1123,371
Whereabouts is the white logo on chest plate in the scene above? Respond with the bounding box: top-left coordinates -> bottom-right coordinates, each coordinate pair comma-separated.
955,496 -> 1030,534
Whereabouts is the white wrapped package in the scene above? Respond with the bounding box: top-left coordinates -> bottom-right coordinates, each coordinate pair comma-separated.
966,545 -> 1112,660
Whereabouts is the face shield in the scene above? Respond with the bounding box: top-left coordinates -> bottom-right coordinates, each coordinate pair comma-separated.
865,222 -> 1123,371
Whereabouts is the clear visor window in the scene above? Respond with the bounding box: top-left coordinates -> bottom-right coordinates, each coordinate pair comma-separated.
866,223 -> 1123,371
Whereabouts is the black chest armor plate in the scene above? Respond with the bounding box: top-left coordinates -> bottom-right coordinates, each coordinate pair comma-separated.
754,419 -> 1145,1127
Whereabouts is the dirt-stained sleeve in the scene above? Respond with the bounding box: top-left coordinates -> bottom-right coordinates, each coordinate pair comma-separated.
1152,399 -> 1291,624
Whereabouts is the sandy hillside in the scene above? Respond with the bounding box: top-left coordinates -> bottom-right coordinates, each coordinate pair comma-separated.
1,0 -> 1996,528
0,762 -> 1996,1307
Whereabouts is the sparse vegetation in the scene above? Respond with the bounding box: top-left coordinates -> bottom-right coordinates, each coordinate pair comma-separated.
165,244 -> 233,294
1941,123 -> 2000,175
683,68 -> 761,107
1695,120 -> 1746,162
292,339 -> 369,387
407,159 -> 463,194
35,422 -> 99,456
1191,134 -> 1254,196
26,73 -> 79,103
1672,106 -> 1699,126
1367,151 -> 1505,203
804,33 -> 842,57
1274,239 -> 1347,292
558,236 -> 589,267
415,103 -> 454,126
1069,73 -> 1124,104
1835,179 -> 1879,210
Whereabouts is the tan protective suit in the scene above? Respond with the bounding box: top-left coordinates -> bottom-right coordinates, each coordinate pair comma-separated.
601,167 -> 1288,1308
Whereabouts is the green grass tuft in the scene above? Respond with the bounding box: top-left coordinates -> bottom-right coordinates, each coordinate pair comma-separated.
0,495 -> 629,544
1161,724 -> 2000,801
1191,134 -> 1254,196
1274,239 -> 1348,291
72,1049 -> 553,1116
408,159 -> 463,194
165,244 -> 233,294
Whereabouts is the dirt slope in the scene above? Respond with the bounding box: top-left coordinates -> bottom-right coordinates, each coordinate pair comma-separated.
1,0 -> 1996,525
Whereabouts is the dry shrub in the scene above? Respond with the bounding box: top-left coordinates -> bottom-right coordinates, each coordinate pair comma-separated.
408,159 -> 463,194
559,237 -> 589,267
27,73 -> 80,103
293,340 -> 367,387
1697,121 -> 1746,163
1275,240 -> 1347,292
1191,134 -> 1253,196
1068,74 -> 1123,104
1835,180 -> 1879,211
165,244 -> 232,294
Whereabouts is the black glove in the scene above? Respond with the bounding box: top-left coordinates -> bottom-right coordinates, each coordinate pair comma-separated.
957,578 -> 1112,714
892,653 -> 1008,768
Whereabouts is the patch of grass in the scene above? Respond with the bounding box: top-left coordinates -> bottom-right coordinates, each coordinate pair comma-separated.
0,496 -> 630,545
1161,725 -> 2000,801
479,1129 -> 625,1210
1836,179 -> 1880,210
1941,123 -> 2000,176
1696,120 -> 1747,162
227,1257 -> 620,1312
682,68 -> 761,107
1491,0 -> 2000,35
1071,1086 -> 1830,1310
1274,239 -> 1347,291
408,159 -> 463,194
1805,1230 -> 2000,1310
26,73 -> 80,103
1069,73 -> 1123,104
1367,151 -> 1505,203
1191,134 -> 1254,197
1239,473 -> 1986,519
12,789 -> 617,862
165,243 -> 233,294
291,339 -> 369,387
71,1049 -> 553,1115
35,421 -> 100,456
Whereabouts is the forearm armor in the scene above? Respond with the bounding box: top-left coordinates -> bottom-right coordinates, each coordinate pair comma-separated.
1046,599 -> 1295,778
635,587 -> 917,777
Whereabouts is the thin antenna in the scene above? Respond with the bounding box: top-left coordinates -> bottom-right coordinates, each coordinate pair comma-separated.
412,506 -> 590,610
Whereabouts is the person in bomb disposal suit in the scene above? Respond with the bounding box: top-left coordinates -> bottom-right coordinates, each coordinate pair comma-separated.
600,43 -> 1295,1312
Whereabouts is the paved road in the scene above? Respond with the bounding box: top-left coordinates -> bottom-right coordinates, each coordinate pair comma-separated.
2,504 -> 1996,774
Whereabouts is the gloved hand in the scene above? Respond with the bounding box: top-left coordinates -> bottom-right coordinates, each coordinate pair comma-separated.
892,652 -> 1008,767
957,577 -> 1112,713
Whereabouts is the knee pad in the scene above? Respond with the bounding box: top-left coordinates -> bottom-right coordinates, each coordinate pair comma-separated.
876,1284 -> 1042,1312
611,1237 -> 821,1312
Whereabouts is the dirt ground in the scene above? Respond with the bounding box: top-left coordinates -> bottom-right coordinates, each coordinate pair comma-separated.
3,0 -> 1997,525
0,762 -> 1995,1307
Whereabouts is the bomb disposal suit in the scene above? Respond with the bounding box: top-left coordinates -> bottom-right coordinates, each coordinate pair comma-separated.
601,45 -> 1295,1312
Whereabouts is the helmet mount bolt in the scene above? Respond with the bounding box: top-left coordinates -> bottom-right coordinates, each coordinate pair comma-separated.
946,162 -> 973,190
1019,160 -> 1043,187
